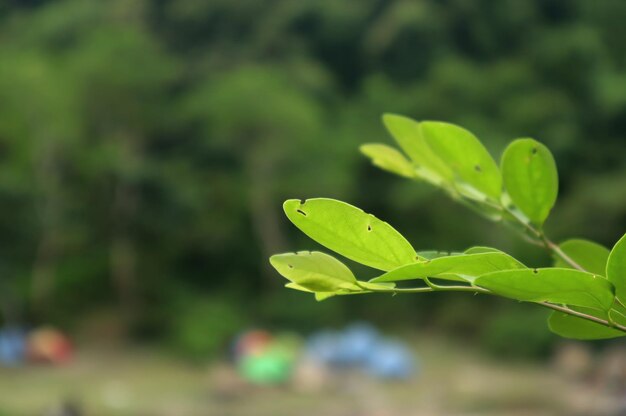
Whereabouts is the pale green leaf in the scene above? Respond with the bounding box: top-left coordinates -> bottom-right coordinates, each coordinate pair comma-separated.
475,268 -> 615,311
381,114 -> 453,186
553,239 -> 610,275
285,282 -> 314,293
464,246 -> 503,255
501,138 -> 558,226
607,232 -> 626,302
420,121 -> 502,201
283,198 -> 417,271
371,252 -> 525,284
270,251 -> 360,292
360,143 -> 416,178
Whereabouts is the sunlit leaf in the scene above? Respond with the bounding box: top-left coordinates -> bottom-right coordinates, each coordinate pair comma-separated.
464,246 -> 503,255
553,239 -> 610,275
501,138 -> 558,226
381,114 -> 453,186
607,232 -> 626,302
420,121 -> 502,201
475,268 -> 614,310
371,252 -> 525,284
270,251 -> 360,292
283,198 -> 417,271
360,143 -> 416,178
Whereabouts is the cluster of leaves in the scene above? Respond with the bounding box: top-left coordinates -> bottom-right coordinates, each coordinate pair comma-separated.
270,115 -> 626,340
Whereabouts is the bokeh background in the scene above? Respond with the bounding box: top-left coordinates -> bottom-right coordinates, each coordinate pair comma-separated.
0,0 -> 626,415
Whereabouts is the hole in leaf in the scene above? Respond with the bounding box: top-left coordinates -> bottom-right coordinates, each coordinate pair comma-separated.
296,209 -> 307,216
288,264 -> 293,269
367,225 -> 372,232
474,165 -> 482,172
531,147 -> 538,155
533,269 -> 538,274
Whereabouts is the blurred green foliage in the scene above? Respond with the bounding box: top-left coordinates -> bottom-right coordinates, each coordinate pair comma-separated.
0,0 -> 624,354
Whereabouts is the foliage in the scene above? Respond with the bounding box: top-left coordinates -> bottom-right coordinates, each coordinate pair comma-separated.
0,0 -> 625,347
168,296 -> 246,360
270,115 -> 626,340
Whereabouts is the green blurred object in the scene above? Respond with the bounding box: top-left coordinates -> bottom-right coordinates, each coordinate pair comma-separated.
238,346 -> 294,385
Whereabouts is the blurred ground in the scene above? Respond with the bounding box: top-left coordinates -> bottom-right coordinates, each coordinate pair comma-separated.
1,335 -> 624,416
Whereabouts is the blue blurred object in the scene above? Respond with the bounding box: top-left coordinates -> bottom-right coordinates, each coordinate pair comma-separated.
306,324 -> 418,380
306,330 -> 342,365
336,322 -> 379,365
0,326 -> 26,366
366,339 -> 416,380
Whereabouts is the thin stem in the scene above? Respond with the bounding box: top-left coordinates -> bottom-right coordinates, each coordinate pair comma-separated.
538,302 -> 626,332
486,199 -> 587,273
362,282 -> 626,334
540,235 -> 586,272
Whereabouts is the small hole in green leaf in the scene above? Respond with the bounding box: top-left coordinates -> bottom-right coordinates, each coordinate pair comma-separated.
296,209 -> 307,216
367,225 -> 372,232
531,147 -> 538,155
474,165 -> 482,172
288,264 -> 293,268
533,269 -> 538,274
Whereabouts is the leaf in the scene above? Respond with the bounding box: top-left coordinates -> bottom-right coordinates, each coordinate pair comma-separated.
371,252 -> 526,284
475,268 -> 615,311
381,114 -> 453,186
501,138 -> 558,226
464,246 -> 503,255
283,198 -> 417,271
420,121 -> 502,201
553,239 -> 610,275
607,232 -> 626,302
360,143 -> 416,178
285,282 -> 314,293
416,250 -> 462,260
548,308 -> 625,340
270,251 -> 360,292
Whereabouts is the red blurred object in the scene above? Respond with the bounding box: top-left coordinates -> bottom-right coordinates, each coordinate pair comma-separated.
234,330 -> 272,359
27,327 -> 73,364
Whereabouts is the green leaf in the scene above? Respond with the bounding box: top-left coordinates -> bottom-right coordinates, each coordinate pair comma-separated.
548,308 -> 625,340
475,268 -> 615,311
501,138 -> 558,226
270,251 -> 360,292
607,232 -> 626,302
371,252 -> 526,284
420,121 -> 502,201
464,246 -> 503,255
283,198 -> 417,271
416,250 -> 462,260
553,239 -> 610,275
381,114 -> 453,186
360,143 -> 416,178
285,282 -> 314,293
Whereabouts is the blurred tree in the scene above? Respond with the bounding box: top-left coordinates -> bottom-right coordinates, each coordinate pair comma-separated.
0,0 -> 623,346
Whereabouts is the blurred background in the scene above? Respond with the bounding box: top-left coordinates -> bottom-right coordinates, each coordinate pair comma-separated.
0,0 -> 626,414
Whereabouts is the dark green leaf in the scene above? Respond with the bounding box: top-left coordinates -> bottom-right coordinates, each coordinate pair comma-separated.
475,268 -> 615,310
607,233 -> 626,302
501,138 -> 558,226
554,239 -> 610,275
